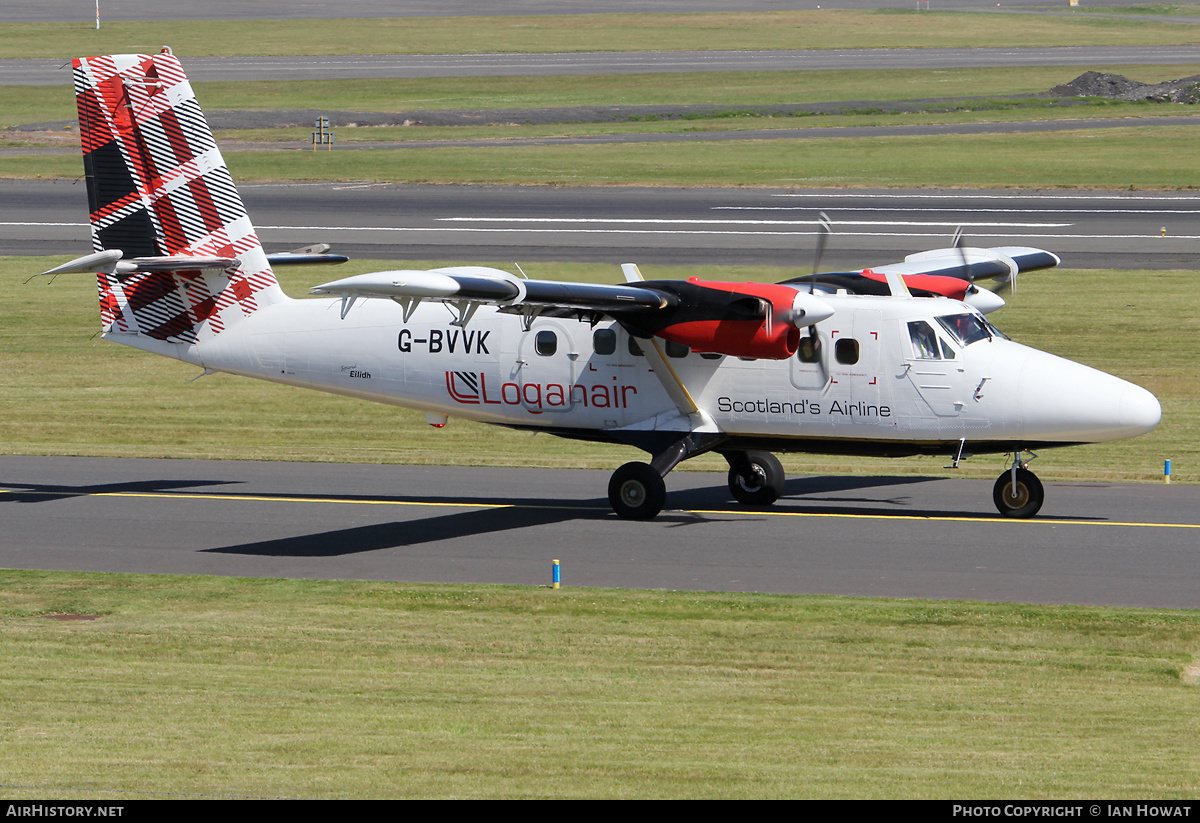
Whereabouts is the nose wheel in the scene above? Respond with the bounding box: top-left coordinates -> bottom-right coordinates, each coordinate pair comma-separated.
992,466 -> 1044,519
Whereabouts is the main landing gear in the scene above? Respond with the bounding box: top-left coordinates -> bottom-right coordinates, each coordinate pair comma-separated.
992,453 -> 1044,519
604,435 -> 786,520
725,450 -> 785,507
606,432 -> 728,520
608,462 -> 667,520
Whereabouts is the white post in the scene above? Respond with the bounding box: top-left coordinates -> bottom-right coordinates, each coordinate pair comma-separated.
96,1 -> 100,30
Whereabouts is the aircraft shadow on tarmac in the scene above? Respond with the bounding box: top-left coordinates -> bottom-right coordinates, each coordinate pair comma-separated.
200,475 -> 1100,559
0,477 -> 236,503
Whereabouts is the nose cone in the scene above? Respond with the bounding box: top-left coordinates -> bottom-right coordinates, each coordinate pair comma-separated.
790,291 -> 835,326
1018,351 -> 1161,443
1119,381 -> 1162,438
962,286 -> 1005,315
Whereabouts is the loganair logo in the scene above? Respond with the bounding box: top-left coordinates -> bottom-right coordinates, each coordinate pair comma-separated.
446,371 -> 637,414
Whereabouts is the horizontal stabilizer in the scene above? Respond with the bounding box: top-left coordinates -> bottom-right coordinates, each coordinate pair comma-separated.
267,244 -> 349,267
266,253 -> 350,267
40,250 -> 239,277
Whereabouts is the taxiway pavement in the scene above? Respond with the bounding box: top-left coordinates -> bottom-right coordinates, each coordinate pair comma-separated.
3,455 -> 1197,609
6,180 -> 1198,270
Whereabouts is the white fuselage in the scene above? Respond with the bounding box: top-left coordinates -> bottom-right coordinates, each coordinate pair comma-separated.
111,291 -> 1161,456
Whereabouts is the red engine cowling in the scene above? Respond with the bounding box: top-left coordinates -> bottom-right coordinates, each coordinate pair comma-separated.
653,278 -> 805,360
860,269 -> 971,300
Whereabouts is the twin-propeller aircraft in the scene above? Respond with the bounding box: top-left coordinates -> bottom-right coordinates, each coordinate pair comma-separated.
44,51 -> 1161,519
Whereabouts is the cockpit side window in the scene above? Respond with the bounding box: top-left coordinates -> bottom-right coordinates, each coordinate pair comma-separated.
937,312 -> 991,347
907,320 -> 941,360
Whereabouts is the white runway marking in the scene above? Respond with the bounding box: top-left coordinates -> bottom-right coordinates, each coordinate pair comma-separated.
7,220 -> 1190,241
772,192 -> 1200,201
438,217 -> 1073,228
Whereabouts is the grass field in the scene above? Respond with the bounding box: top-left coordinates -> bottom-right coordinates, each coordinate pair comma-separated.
8,123 -> 1200,189
1,571 -> 1198,799
4,10 -> 1200,60
11,63 -> 1200,128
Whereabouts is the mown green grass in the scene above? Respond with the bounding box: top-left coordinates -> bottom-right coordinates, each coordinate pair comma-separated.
201,99 -> 1197,149
213,125 -> 1200,189
7,63 -> 1199,129
1051,3 -> 1200,14
1,570 -> 1197,799
8,123 -> 1200,189
2,257 -> 1188,483
5,10 -> 1200,60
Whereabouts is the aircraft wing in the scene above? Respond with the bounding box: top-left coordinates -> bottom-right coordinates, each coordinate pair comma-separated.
312,265 -> 836,360
311,266 -> 675,317
873,246 -> 1060,283
780,244 -> 1060,314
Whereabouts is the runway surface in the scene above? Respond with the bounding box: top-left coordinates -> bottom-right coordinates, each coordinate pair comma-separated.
7,180 -> 1199,269
3,455 -> 1197,609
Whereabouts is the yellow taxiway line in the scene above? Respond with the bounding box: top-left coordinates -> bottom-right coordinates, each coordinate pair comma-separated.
5,488 -> 1200,530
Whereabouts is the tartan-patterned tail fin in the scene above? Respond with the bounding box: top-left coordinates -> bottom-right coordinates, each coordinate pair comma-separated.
71,49 -> 284,343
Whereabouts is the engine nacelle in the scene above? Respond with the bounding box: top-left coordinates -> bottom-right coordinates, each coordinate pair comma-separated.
651,279 -> 833,359
859,270 -> 1005,314
657,318 -> 801,360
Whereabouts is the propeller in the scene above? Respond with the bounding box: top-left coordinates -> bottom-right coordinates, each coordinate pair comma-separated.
954,224 -> 1016,298
810,211 -> 831,294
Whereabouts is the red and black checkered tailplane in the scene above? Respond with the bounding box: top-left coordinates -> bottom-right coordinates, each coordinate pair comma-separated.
74,51 -> 283,343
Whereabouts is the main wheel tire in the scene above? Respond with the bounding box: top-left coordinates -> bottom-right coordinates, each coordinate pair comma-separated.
992,467 -> 1045,519
608,462 -> 667,520
727,450 -> 786,506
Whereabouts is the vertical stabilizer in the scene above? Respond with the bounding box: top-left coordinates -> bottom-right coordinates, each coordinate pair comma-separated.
73,50 -> 285,345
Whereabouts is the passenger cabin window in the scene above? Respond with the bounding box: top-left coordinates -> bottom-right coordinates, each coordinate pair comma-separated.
593,328 -> 617,356
665,340 -> 688,359
834,338 -> 859,365
908,321 -> 941,360
699,352 -> 722,361
535,330 -> 557,356
797,333 -> 821,364
628,337 -> 644,357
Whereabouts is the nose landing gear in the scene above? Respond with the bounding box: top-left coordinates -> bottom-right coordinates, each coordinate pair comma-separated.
993,452 -> 1044,518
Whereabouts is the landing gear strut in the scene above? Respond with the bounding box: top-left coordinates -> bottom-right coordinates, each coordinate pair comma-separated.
725,450 -> 785,506
606,431 -> 728,520
993,453 -> 1044,519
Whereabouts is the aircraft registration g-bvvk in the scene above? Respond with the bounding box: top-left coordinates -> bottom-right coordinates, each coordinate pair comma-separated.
44,50 -> 1162,519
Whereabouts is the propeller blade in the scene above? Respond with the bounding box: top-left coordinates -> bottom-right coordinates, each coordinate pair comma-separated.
813,212 -> 831,276
810,211 -> 831,295
993,276 -> 1016,297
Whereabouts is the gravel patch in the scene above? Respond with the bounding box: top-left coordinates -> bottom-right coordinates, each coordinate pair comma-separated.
1049,71 -> 1200,104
